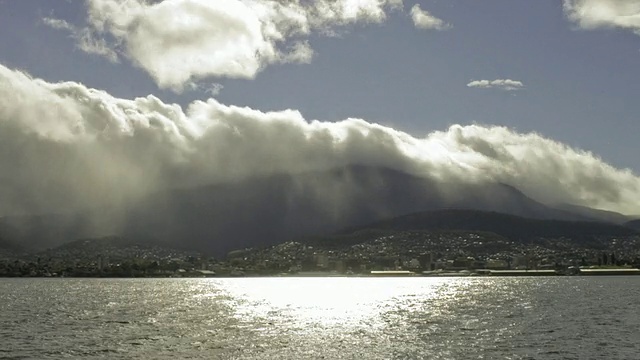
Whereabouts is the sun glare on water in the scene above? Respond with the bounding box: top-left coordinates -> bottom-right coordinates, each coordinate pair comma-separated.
198,278 -> 472,332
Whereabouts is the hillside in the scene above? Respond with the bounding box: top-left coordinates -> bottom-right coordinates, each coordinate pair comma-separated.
0,166 -> 621,255
0,237 -> 21,253
345,209 -> 637,241
54,236 -> 165,252
120,166 -> 592,254
40,236 -> 198,261
554,204 -> 632,224
626,219 -> 640,231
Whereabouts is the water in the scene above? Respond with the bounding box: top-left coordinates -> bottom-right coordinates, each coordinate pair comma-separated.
1,277 -> 639,359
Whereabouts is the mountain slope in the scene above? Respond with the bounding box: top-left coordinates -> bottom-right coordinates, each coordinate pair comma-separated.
625,219 -> 640,231
0,237 -> 21,252
0,165 -> 610,255
555,203 -> 632,224
347,209 -> 637,240
122,166 -> 595,254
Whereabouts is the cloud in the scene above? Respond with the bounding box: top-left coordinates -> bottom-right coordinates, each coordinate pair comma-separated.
467,79 -> 525,91
44,0 -> 401,91
563,0 -> 640,35
1,63 -> 639,216
42,17 -> 75,31
205,83 -> 224,97
42,17 -> 119,63
184,82 -> 224,96
410,4 -> 451,30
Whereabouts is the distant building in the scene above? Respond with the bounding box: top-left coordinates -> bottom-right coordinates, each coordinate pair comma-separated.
488,269 -> 558,276
419,253 -> 433,271
333,260 -> 346,273
97,255 -> 108,271
315,253 -> 329,269
193,269 -> 216,277
452,257 -> 474,269
486,259 -> 508,270
370,270 -> 416,276
512,255 -> 530,269
579,268 -> 640,276
407,258 -> 421,270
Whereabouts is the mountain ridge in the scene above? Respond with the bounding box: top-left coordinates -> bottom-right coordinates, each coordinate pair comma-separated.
554,203 -> 632,224
0,165 -> 631,255
342,208 -> 637,240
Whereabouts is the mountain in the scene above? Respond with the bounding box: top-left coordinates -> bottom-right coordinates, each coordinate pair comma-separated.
0,228 -> 22,253
343,209 -> 638,240
53,236 -> 166,252
0,211 -> 119,251
625,219 -> 640,231
554,203 -> 632,224
121,165 -> 593,254
0,237 -> 21,252
0,165 -> 616,255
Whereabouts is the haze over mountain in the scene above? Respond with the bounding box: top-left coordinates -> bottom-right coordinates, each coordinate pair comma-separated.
0,165 -> 635,255
2,2 -> 640,254
2,64 -> 639,254
120,165 -> 595,254
1,65 -> 639,252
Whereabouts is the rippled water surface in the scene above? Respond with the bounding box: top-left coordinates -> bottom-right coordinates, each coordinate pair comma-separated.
1,277 -> 639,359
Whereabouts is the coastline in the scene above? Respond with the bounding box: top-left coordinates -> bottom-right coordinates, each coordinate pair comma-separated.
2,268 -> 640,278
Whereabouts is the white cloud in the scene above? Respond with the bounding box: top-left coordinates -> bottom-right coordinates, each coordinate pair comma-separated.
42,17 -> 74,31
77,30 -> 120,62
467,79 -> 525,91
44,0 -> 402,91
205,83 -> 224,97
410,4 -> 451,30
563,0 -> 640,35
1,63 -> 639,216
42,17 -> 119,63
185,82 -> 224,96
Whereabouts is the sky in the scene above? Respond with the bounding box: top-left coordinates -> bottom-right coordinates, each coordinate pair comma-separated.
0,0 -> 640,215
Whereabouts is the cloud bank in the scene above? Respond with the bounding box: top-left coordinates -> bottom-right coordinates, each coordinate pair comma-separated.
467,79 -> 525,91
410,4 -> 451,30
45,0 -> 402,91
1,63 -> 639,216
563,0 -> 640,35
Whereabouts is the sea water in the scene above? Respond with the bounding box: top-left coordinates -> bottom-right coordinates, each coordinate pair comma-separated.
1,277 -> 639,359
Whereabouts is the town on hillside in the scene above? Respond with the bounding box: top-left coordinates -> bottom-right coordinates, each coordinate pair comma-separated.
2,231 -> 640,277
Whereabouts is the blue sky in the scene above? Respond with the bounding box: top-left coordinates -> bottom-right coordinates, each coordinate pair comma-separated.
1,0 -> 640,215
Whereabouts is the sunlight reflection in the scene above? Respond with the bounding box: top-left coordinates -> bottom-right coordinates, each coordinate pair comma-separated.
206,278 -> 472,331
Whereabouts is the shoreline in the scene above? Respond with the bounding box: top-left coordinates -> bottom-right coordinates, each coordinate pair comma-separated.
2,270 -> 640,279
